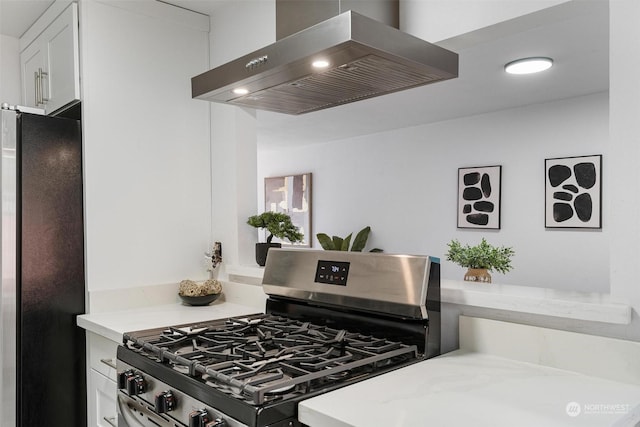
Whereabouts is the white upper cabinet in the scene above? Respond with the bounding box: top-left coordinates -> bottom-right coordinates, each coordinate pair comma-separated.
19,42 -> 45,109
19,3 -> 80,115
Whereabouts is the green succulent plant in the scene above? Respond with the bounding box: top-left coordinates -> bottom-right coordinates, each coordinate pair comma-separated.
446,238 -> 514,274
247,212 -> 304,244
316,226 -> 382,252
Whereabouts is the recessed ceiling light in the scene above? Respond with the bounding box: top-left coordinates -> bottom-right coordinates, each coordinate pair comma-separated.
233,88 -> 249,95
312,60 -> 330,69
504,57 -> 553,75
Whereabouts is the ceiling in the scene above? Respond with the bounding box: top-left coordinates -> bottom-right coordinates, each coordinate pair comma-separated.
2,1 -> 608,150
255,0 -> 610,148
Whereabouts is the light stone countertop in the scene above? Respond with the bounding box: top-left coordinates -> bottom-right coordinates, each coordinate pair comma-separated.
77,299 -> 260,343
76,279 -> 639,427
298,350 -> 640,427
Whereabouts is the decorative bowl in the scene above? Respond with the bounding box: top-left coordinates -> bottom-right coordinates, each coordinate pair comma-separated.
179,293 -> 221,306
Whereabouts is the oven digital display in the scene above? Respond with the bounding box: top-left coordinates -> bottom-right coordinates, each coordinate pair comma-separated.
315,260 -> 350,286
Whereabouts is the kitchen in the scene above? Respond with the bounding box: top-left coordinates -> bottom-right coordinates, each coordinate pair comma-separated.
1,0 -> 639,426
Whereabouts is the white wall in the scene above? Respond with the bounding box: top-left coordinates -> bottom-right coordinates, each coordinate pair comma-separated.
609,0 -> 640,330
209,1 -> 275,268
0,34 -> 21,105
80,0 -> 211,292
209,0 -> 275,68
259,92 -> 609,293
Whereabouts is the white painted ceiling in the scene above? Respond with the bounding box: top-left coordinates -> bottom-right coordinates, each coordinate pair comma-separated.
2,1 -> 608,150
255,0 -> 609,148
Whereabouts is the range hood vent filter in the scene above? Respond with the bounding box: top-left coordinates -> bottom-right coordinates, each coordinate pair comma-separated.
192,10 -> 458,115
232,54 -> 446,115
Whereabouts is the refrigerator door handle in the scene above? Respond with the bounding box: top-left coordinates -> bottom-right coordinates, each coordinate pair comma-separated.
0,109 -> 18,427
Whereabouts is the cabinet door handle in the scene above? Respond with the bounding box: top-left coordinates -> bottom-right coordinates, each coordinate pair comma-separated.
103,416 -> 117,427
100,358 -> 117,370
34,71 -> 39,105
38,68 -> 49,103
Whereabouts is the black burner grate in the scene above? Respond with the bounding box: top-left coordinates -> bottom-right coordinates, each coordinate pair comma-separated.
123,313 -> 418,405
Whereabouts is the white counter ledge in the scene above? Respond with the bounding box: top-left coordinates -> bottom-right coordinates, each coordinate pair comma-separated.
441,279 -> 631,325
225,265 -> 632,325
77,300 -> 260,343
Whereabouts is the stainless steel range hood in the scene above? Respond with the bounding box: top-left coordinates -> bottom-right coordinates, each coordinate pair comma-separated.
191,1 -> 458,115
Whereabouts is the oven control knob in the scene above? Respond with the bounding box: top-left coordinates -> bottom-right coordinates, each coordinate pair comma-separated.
154,390 -> 176,413
205,419 -> 226,427
117,369 -> 135,390
188,409 -> 210,427
126,374 -> 146,396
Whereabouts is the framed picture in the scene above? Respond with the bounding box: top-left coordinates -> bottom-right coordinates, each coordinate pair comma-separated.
457,165 -> 502,229
265,173 -> 312,246
545,155 -> 602,229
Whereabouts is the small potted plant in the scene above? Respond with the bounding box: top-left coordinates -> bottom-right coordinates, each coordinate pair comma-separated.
247,212 -> 304,266
446,238 -> 514,283
316,226 -> 382,252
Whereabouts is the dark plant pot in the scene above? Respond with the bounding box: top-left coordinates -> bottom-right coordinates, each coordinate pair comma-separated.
256,242 -> 281,266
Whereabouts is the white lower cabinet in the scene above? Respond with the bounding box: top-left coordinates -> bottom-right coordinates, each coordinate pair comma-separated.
87,333 -> 118,427
90,369 -> 117,427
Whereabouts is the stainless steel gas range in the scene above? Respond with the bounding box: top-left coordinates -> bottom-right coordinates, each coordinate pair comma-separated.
116,249 -> 440,427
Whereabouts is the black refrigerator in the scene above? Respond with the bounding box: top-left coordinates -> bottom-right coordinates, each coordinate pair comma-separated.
0,107 -> 86,426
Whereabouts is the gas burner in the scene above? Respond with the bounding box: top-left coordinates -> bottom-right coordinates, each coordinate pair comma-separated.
323,367 -> 350,381
202,367 -> 295,400
265,381 -> 296,394
172,364 -> 190,375
245,371 -> 295,394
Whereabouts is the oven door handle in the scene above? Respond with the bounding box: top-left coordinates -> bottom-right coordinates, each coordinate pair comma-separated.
117,395 -> 146,427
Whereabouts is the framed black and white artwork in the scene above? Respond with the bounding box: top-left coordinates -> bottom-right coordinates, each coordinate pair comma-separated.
545,155 -> 602,229
457,165 -> 501,229
264,173 -> 312,246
